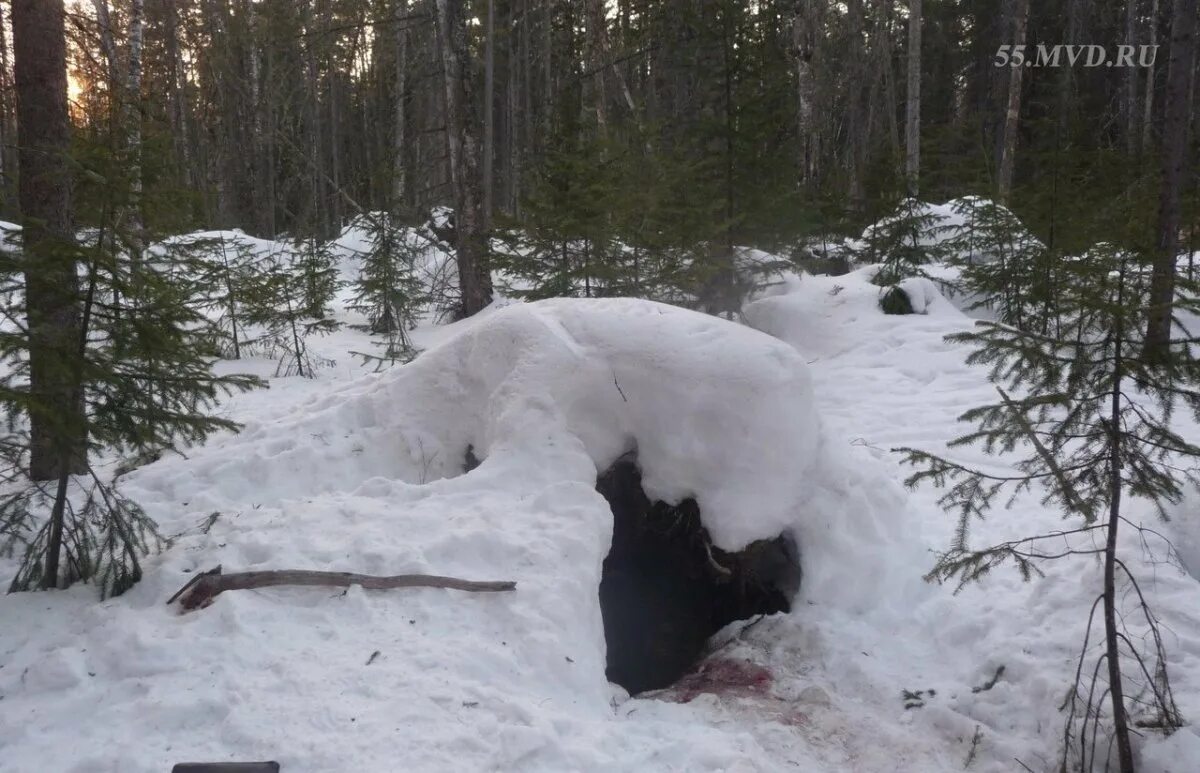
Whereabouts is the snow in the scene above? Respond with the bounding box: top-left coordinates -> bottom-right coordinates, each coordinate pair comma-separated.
3,215 -> 1200,771
745,268 -> 1200,772
0,288 -> 915,772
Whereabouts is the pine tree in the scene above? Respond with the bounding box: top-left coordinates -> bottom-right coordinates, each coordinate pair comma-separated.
897,246 -> 1196,770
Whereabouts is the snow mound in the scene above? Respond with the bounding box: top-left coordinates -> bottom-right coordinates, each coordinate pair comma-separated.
897,276 -> 957,315
145,297 -> 822,550
0,296 -> 917,772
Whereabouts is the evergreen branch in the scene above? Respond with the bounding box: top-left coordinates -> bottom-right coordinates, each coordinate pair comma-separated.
996,387 -> 1094,521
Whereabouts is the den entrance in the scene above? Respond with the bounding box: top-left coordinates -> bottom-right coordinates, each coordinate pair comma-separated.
595,453 -> 803,695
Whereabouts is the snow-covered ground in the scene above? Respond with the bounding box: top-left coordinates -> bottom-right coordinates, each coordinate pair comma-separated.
3,219 -> 1200,772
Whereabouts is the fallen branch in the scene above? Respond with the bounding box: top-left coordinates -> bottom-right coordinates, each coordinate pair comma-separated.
167,565 -> 516,612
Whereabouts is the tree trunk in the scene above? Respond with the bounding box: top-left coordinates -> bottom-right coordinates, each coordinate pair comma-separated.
1145,0 -> 1197,359
483,0 -> 496,222
904,0 -> 922,197
12,0 -> 87,483
878,3 -> 902,169
125,0 -> 145,241
1144,0 -> 1162,151
1057,0 -> 1087,134
303,0 -> 327,237
997,0 -> 1028,204
584,0 -> 609,132
90,0 -> 120,93
0,2 -> 13,215
434,0 -> 493,317
1124,0 -> 1140,154
165,0 -> 193,189
1105,277 -> 1134,773
392,0 -> 408,211
792,0 -> 817,186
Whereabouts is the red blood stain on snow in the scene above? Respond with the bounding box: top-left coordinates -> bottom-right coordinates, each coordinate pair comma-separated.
660,657 -> 774,703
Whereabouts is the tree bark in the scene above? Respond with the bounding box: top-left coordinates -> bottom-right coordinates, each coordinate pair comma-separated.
0,2 -> 13,214
169,566 -> 516,611
1124,0 -> 1140,154
392,0 -> 409,211
1145,0 -> 1197,359
435,0 -> 494,317
12,0 -> 86,487
484,0 -> 496,222
165,0 -> 193,188
1144,0 -> 1162,151
90,0 -> 120,92
997,0 -> 1028,204
792,0 -> 817,186
584,0 -> 609,132
904,0 -> 922,197
1105,276 -> 1134,773
125,0 -> 145,242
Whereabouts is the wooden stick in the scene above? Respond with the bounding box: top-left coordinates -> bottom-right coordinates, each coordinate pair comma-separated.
168,566 -> 516,611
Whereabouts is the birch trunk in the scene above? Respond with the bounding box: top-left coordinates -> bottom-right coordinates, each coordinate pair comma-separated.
125,0 -> 145,239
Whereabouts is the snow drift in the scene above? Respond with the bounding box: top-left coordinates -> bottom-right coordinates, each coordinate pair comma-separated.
0,296 -> 914,772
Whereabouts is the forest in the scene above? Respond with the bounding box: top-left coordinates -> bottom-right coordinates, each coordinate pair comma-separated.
12,0 -> 1197,289
3,0 -> 1200,772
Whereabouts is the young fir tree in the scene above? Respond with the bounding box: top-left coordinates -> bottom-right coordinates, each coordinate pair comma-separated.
493,132 -> 626,300
0,195 -> 263,597
346,213 -> 425,368
242,244 -> 340,379
293,234 -> 341,320
852,197 -> 949,314
170,233 -> 265,360
943,197 -> 1059,331
897,245 -> 1194,770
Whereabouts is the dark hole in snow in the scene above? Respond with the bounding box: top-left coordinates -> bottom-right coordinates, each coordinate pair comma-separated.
596,454 -> 802,695
879,285 -> 915,315
463,444 -> 482,473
